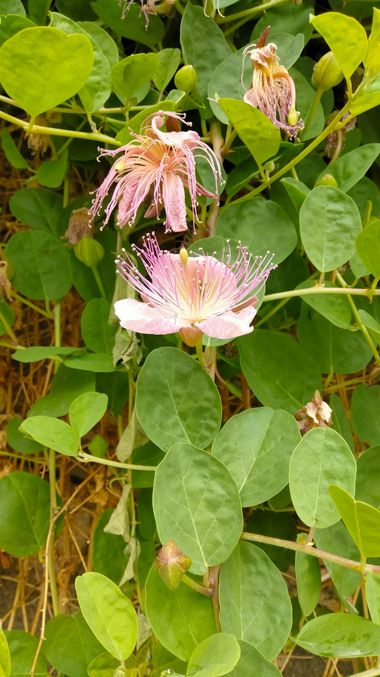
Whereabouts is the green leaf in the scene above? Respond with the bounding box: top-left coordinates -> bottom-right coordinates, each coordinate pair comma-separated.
364,7 -> 380,78
356,446 -> 380,507
330,485 -> 380,559
358,309 -> 380,345
295,535 -> 321,617
0,299 -> 15,337
75,572 -> 138,660
297,613 -> 380,657
366,572 -> 380,624
20,415 -> 80,456
36,148 -> 68,188
219,542 -> 292,660
1,128 -> 28,169
315,521 -> 361,599
0,15 -> 35,47
79,21 -> 119,68
87,653 -> 119,677
28,365 -> 95,417
212,407 -> 301,506
316,144 -> 380,193
27,0 -> 52,24
5,230 -> 72,300
0,627 -> 10,677
216,199 -> 297,265
310,12 -> 367,80
136,348 -> 222,452
180,4 -> 231,98
0,0 -> 25,13
49,12 -> 112,112
225,640 -> 281,677
154,48 -> 181,92
281,177 -> 310,211
297,284 -> 352,329
9,187 -> 62,234
6,418 -> 43,454
112,53 -> 159,105
43,612 -> 104,677
12,346 -> 76,362
63,352 -> 116,372
300,186 -> 362,272
289,428 -> 356,529
92,509 -> 126,584
219,99 -> 281,167
4,630 -> 47,677
330,394 -> 354,453
187,634 -> 240,677
0,26 -> 93,116
351,72 -> 380,116
356,219 -> 380,277
351,385 -> 380,446
92,0 -> 164,49
145,566 -> 216,662
237,329 -> 322,413
0,471 -> 50,556
69,392 -> 108,437
153,444 -> 243,575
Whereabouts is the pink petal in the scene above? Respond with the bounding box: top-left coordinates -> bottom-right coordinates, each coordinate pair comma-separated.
162,172 -> 188,232
196,306 -> 257,340
114,299 -> 181,335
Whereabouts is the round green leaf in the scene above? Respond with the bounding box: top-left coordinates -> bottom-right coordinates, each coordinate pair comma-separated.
217,199 -> 297,265
351,385 -> 380,446
356,219 -> 380,278
153,444 -> 243,575
9,187 -> 62,234
310,12 -> 367,80
295,536 -> 321,617
219,99 -> 280,167
317,144 -> 380,193
20,416 -> 80,456
219,542 -> 292,660
69,392 -> 108,437
297,613 -> 380,657
136,348 -> 222,452
187,634 -> 240,677
225,640 -> 281,677
315,521 -> 360,600
0,627 -> 10,677
5,417 -> 43,454
356,446 -> 380,507
212,407 -> 301,506
237,329 -> 322,413
75,572 -> 138,661
330,485 -> 380,559
0,471 -> 50,556
300,186 -> 362,272
5,230 -> 72,300
5,630 -> 47,677
43,612 -> 103,677
297,283 -> 352,329
145,566 -> 216,662
366,571 -> 380,625
289,428 -> 356,529
0,26 -> 93,116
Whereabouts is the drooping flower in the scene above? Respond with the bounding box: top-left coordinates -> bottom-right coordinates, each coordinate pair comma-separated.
296,390 -> 332,435
118,0 -> 175,24
90,111 -> 222,233
114,233 -> 276,346
243,27 -> 303,139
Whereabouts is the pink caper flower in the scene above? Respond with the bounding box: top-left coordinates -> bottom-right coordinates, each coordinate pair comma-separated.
114,233 -> 276,346
90,112 -> 222,233
243,28 -> 303,139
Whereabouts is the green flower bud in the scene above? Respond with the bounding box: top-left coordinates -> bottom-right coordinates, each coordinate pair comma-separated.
74,236 -> 104,268
311,52 -> 344,91
315,173 -> 338,188
155,540 -> 192,590
174,65 -> 197,93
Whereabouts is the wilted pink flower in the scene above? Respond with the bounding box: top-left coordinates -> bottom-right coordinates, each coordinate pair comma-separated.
114,233 -> 275,346
296,390 -> 332,435
90,112 -> 222,233
119,0 -> 175,23
243,28 -> 303,139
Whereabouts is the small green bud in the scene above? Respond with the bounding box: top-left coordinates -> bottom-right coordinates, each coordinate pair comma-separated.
287,107 -> 299,127
315,173 -> 338,188
174,65 -> 197,93
155,539 -> 192,590
74,236 -> 104,268
311,51 -> 344,91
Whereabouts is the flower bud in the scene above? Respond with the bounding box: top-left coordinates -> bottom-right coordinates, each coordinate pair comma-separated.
174,65 -> 197,93
155,539 -> 191,590
315,173 -> 338,188
311,52 -> 344,91
74,236 -> 104,268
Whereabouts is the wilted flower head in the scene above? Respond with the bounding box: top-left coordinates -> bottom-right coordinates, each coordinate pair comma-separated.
119,0 -> 175,23
243,27 -> 303,139
115,233 -> 276,346
296,390 -> 332,434
90,111 -> 222,234
64,207 -> 92,245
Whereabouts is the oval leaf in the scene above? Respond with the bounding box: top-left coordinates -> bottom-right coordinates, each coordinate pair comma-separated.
330,485 -> 380,559
20,416 -> 80,456
356,219 -> 380,278
0,628 -> 10,677
310,12 -> 367,80
0,472 -> 50,556
69,392 -> 108,437
75,572 -> 138,661
297,613 -> 380,657
187,634 -> 240,677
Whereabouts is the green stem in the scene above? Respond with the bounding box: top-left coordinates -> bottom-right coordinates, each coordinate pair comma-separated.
262,286 -> 380,302
218,0 -> 289,25
92,266 -> 107,298
335,272 -> 380,366
78,451 -> 156,472
182,574 -> 212,597
0,109 -> 120,146
0,310 -> 17,343
242,532 -> 380,574
12,292 -> 53,318
195,338 -> 204,367
228,101 -> 351,207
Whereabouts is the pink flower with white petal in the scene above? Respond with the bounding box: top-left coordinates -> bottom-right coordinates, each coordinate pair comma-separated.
90,112 -> 222,233
243,28 -> 303,139
114,233 -> 276,346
